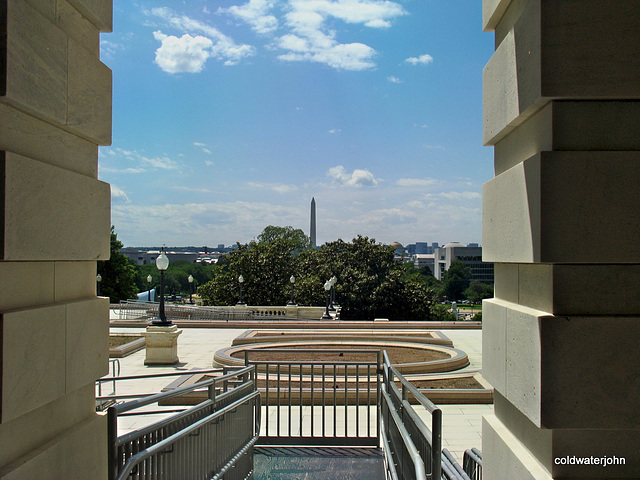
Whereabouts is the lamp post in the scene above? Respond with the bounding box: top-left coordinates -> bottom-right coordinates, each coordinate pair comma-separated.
96,274 -> 102,296
288,275 -> 296,305
329,276 -> 337,311
152,247 -> 172,326
147,274 -> 152,302
322,280 -> 332,319
188,275 -> 194,304
237,275 -> 245,305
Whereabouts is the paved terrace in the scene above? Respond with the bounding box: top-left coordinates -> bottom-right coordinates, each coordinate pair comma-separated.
107,318 -> 487,464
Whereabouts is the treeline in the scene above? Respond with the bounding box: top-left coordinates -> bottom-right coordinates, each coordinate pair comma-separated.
100,226 -> 492,320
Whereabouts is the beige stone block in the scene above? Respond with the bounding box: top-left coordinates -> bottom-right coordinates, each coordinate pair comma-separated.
143,325 -> 183,365
484,1 -> 640,144
483,1 -> 542,145
0,385 -> 95,468
516,264 -> 553,314
484,151 -> 640,263
25,0 -> 56,22
493,102 -> 553,175
2,152 -> 110,261
2,0 -> 68,125
66,39 -> 112,145
0,414 -> 107,479
0,262 -> 54,311
482,0 -> 512,32
481,299 -> 507,394
68,0 -> 112,32
0,103 -> 97,178
56,0 -> 100,57
486,300 -> 640,430
540,1 -> 640,99
482,159 -> 540,263
1,305 -> 66,423
54,261 -> 97,303
482,414 -> 552,480
65,298 -> 109,392
493,263 -> 518,303
551,265 -> 640,316
494,393 -> 640,478
539,316 -> 640,430
510,264 -> 640,316
495,101 -> 640,174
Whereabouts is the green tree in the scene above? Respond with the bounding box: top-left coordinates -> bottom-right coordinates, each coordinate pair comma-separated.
198,238 -> 300,306
441,260 -> 472,301
136,261 -> 216,299
97,227 -> 138,302
257,225 -> 311,250
463,280 -> 494,304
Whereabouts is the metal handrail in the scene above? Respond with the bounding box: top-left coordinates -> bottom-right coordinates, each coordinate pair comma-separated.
107,366 -> 259,480
463,448 -> 482,480
114,391 -> 261,480
380,350 -> 442,480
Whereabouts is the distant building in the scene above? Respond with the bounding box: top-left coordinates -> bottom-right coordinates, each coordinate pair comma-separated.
412,253 -> 436,275
433,242 -> 494,284
121,248 -> 198,265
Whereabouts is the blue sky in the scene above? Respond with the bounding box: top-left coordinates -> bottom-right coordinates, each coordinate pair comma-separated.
99,1 -> 494,248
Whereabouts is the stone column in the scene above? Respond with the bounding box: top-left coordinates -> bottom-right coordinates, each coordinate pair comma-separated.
0,1 -> 112,478
482,1 -> 640,478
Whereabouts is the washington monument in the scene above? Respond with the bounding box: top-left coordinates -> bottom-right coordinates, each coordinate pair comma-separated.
310,197 -> 317,248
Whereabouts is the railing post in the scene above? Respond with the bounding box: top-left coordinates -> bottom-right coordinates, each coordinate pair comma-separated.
107,406 -> 118,480
432,408 -> 442,480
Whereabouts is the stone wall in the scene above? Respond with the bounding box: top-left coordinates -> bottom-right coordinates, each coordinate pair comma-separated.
481,1 -> 640,478
0,0 -> 112,477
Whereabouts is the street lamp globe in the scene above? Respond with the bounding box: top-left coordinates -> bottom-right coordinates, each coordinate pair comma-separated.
152,247 -> 172,326
237,275 -> 246,305
188,275 -> 194,304
322,280 -> 332,319
146,274 -> 152,302
288,275 -> 296,305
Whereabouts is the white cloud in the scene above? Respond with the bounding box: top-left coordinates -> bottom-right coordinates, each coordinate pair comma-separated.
387,75 -> 402,83
405,53 -> 434,65
327,165 -> 379,188
205,160 -> 215,166
247,182 -> 299,194
171,186 -> 213,193
438,191 -> 481,200
153,31 -> 213,73
110,148 -> 180,170
328,128 -> 341,134
277,0 -> 404,71
111,185 -> 131,203
396,177 -> 438,187
100,166 -> 146,174
224,0 -> 278,34
193,142 -> 206,147
150,8 -> 254,72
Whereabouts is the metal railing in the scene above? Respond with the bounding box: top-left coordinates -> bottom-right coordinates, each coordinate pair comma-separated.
106,366 -> 260,480
245,348 -> 381,446
380,351 -> 442,480
114,301 -> 256,322
462,448 -> 482,480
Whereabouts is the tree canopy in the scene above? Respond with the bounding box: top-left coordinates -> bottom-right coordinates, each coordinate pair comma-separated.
97,227 -> 139,302
441,260 -> 473,301
198,231 -> 443,321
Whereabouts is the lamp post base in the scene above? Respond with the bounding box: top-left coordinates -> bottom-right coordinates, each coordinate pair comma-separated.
143,324 -> 182,365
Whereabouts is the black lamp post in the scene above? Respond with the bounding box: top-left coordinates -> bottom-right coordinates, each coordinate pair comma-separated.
329,276 -> 337,311
147,274 -> 152,302
188,274 -> 194,304
288,275 -> 296,305
322,280 -> 332,319
152,247 -> 172,326
96,274 -> 102,296
237,275 -> 245,305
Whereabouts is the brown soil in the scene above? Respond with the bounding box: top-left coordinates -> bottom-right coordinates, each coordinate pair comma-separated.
253,332 -> 434,338
219,376 -> 482,390
231,345 -> 449,364
109,335 -> 143,348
